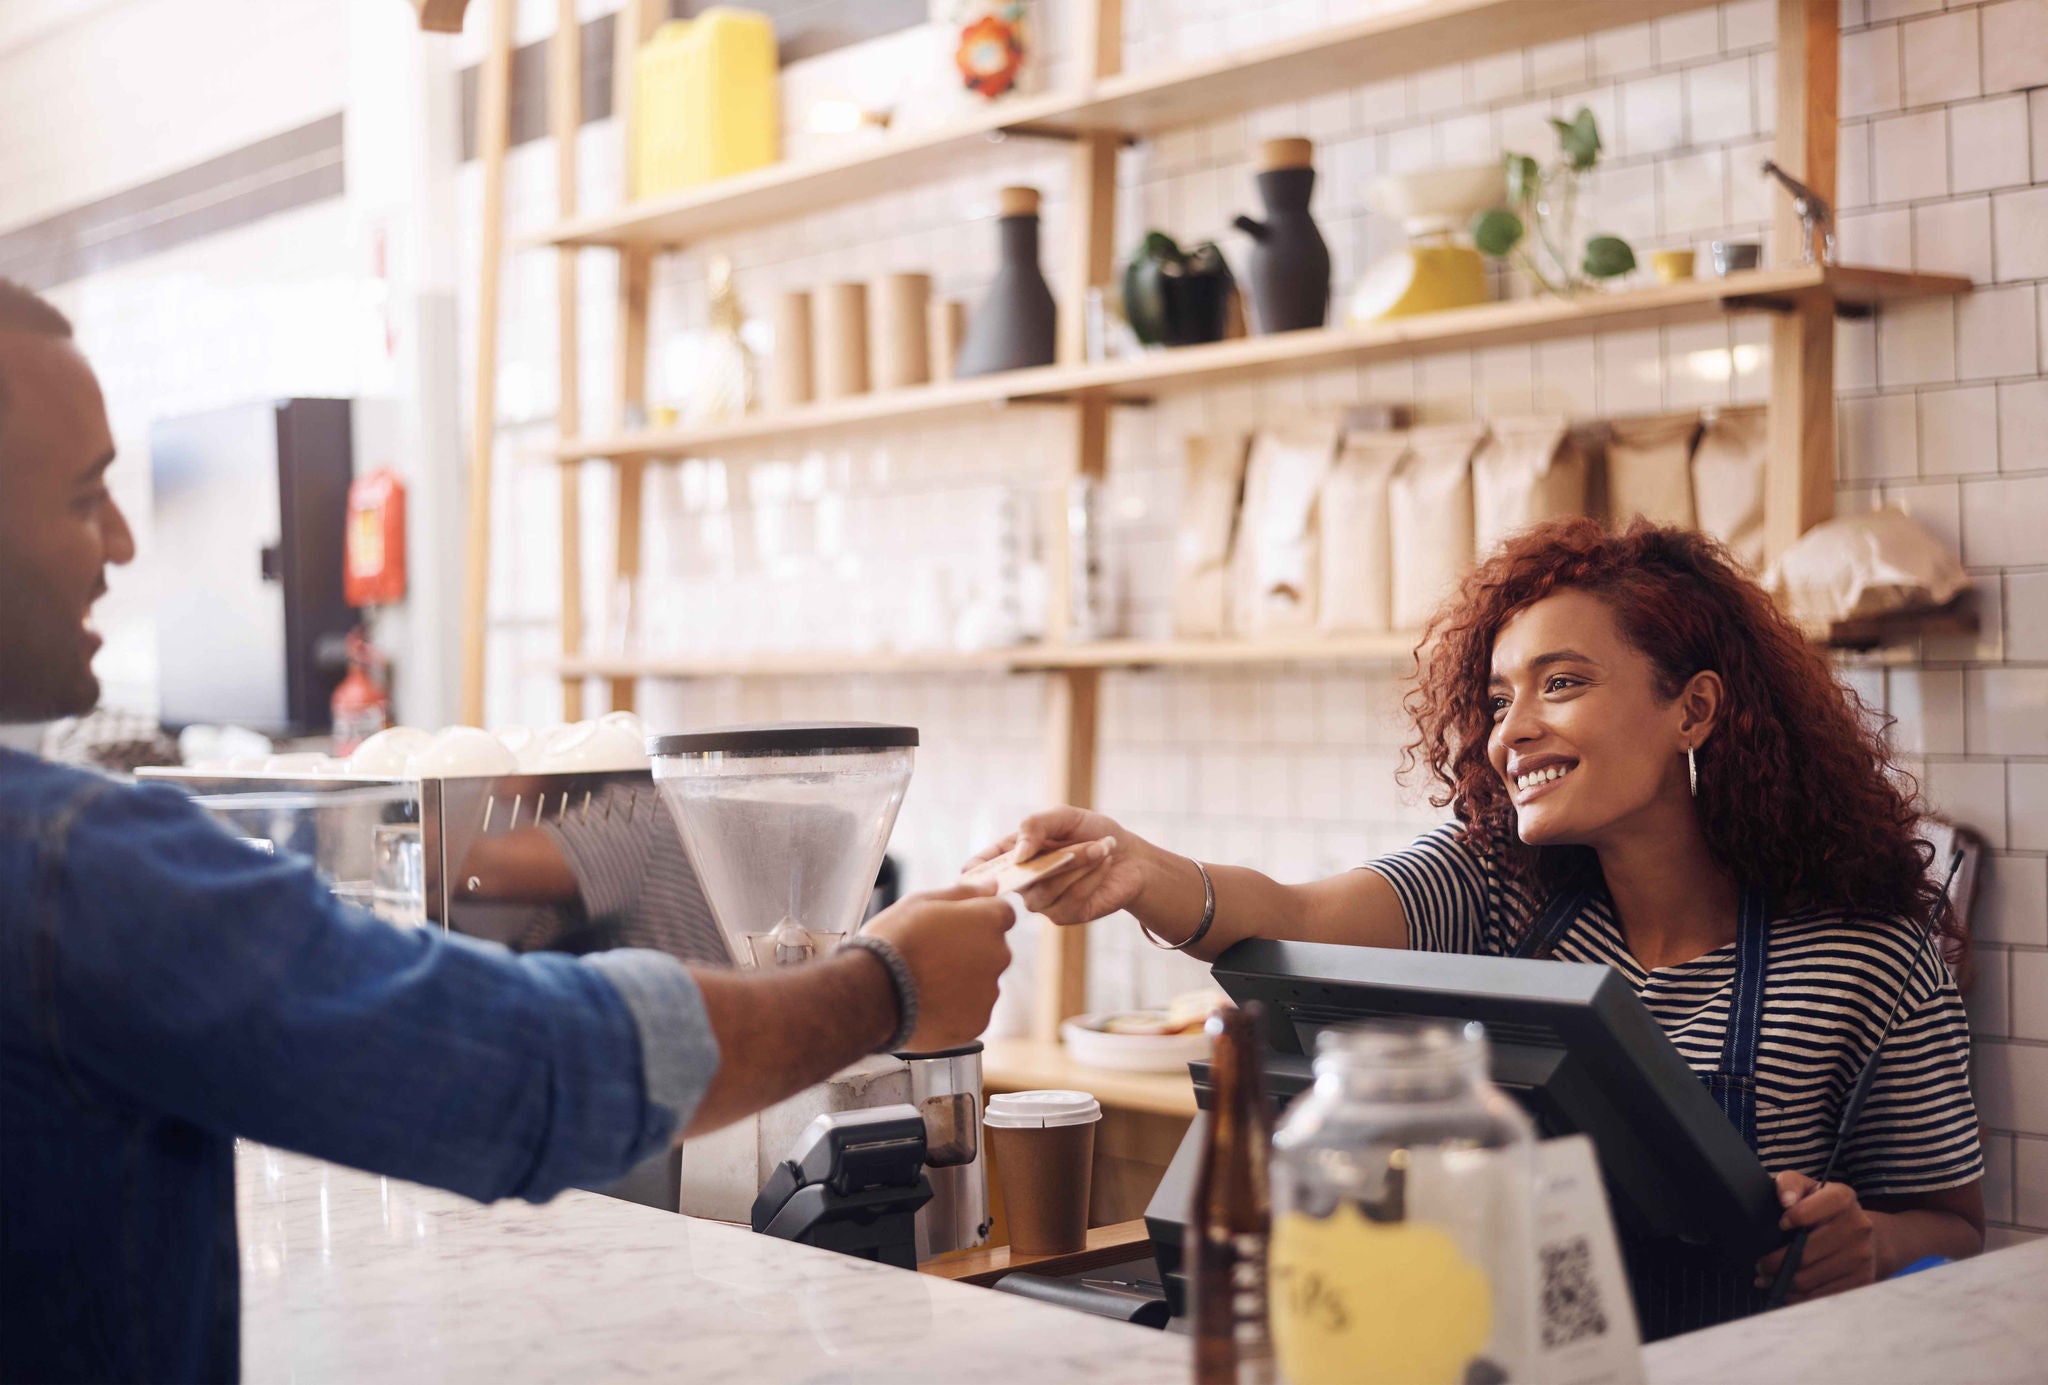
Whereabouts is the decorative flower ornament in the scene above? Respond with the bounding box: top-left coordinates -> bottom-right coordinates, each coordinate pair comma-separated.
956,8 -> 1025,99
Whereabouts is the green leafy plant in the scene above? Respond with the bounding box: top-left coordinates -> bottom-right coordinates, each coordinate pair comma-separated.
1471,108 -> 1637,296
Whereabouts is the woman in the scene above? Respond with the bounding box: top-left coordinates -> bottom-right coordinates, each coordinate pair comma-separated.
978,519 -> 1983,1339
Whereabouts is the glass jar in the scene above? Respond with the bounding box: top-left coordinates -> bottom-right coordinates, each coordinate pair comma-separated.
1269,1022 -> 1535,1385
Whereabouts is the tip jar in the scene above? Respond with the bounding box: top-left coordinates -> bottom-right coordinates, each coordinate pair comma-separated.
1269,1021 -> 1535,1385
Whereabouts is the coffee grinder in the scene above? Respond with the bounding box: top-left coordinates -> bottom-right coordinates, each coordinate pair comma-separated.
648,722 -> 990,1263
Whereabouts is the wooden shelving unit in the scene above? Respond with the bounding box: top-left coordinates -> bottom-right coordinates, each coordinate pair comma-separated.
527,0 -> 1725,254
483,0 -> 1967,1079
555,266 -> 1967,464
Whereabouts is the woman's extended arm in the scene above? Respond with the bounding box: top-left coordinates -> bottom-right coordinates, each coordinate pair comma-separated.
970,806 -> 1411,962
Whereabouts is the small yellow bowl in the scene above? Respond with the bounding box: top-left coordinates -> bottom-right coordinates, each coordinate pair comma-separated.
1651,249 -> 1697,284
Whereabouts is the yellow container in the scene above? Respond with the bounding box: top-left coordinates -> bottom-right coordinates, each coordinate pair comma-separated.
1345,243 -> 1489,322
633,9 -> 779,199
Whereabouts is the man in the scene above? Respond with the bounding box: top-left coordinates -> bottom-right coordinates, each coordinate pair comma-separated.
0,279 -> 1023,1383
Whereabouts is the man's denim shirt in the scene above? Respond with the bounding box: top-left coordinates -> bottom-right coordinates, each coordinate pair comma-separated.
0,750 -> 719,1383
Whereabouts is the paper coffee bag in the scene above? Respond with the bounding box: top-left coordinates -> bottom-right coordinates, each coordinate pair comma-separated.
1605,412 -> 1701,528
1318,430 -> 1408,635
1390,421 -> 1485,630
1764,506 -> 1971,627
1233,420 -> 1342,638
1473,415 -> 1587,556
1692,406 -> 1768,570
1173,432 -> 1252,638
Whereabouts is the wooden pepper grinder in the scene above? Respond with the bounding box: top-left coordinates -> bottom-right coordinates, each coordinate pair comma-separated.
1234,138 -> 1330,334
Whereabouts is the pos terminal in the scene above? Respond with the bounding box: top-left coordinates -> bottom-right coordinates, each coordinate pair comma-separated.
1144,939 -> 1786,1319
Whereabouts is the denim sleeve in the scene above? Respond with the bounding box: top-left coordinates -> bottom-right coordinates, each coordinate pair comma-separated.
39,780 -> 719,1203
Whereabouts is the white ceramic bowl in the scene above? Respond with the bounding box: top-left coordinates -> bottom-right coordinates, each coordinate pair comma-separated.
494,725 -> 548,772
1060,1015 -> 1211,1072
538,719 -> 649,773
1368,163 -> 1506,235
407,726 -> 519,778
599,710 -> 647,745
263,752 -> 332,775
346,726 -> 433,777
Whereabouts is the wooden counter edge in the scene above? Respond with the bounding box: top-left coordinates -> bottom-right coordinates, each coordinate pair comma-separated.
981,1038 -> 1200,1118
920,1219 -> 1155,1286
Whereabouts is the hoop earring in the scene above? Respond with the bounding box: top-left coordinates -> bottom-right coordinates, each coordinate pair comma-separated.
1687,744 -> 1698,798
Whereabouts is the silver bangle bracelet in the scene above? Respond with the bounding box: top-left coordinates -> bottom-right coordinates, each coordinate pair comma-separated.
1139,859 -> 1217,952
843,934 -> 919,1053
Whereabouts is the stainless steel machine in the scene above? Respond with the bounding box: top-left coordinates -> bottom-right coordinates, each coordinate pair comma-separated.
140,765 -> 659,940
145,726 -> 991,1262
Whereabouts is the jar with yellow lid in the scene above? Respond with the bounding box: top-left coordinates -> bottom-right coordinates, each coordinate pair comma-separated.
1269,1022 -> 1535,1385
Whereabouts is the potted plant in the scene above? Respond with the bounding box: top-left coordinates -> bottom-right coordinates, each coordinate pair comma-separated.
1471,108 -> 1637,296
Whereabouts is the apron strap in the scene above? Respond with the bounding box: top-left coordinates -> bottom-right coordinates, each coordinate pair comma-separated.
1711,886 -> 1772,1153
1510,876 -> 1596,960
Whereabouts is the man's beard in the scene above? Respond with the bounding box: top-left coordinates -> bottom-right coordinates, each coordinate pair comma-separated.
0,588 -> 100,725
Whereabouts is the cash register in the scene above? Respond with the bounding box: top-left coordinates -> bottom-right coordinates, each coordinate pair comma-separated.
1141,938 -> 1786,1319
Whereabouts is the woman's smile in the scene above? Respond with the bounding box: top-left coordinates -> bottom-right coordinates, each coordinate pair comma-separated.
1509,754 -> 1579,802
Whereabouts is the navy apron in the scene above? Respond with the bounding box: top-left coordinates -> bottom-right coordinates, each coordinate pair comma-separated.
1514,879 -> 1775,1341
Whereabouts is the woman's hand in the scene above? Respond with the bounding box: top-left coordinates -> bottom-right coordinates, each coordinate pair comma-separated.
1754,1171 -> 1880,1303
964,806 -> 1155,927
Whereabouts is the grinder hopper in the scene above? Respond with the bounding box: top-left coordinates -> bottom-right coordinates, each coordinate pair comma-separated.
649,723 -> 916,969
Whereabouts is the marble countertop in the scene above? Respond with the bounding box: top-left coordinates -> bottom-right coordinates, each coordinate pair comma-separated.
237,1144 -> 1188,1384
240,1144 -> 2047,1384
1641,1232 -> 2048,1385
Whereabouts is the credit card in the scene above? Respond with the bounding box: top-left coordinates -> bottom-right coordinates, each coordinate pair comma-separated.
963,845 -> 1083,894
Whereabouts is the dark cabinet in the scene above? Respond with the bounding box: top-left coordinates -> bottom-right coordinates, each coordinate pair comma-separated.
150,398 -> 355,735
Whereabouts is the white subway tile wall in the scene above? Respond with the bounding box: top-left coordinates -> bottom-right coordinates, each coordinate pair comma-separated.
5,0 -> 2038,1240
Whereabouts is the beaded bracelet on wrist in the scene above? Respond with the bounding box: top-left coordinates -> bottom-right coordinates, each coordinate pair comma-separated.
843,933 -> 919,1053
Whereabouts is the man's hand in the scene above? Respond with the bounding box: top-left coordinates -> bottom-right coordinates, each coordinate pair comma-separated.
860,883 -> 1018,1052
1755,1171 -> 1880,1303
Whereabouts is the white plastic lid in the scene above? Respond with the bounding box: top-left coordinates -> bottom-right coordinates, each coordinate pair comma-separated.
983,1090 -> 1103,1129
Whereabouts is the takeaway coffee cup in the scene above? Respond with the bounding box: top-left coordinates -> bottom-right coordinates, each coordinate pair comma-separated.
984,1090 -> 1102,1255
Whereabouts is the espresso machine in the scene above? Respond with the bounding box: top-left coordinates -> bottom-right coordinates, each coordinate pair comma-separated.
648,722 -> 990,1263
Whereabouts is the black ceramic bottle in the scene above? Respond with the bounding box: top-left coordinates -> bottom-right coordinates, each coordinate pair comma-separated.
956,185 -> 1058,377
1233,137 -> 1330,334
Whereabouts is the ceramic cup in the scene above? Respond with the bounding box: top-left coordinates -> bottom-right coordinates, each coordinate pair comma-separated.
1651,248 -> 1697,284
408,726 -> 519,778
538,719 -> 649,773
494,725 -> 547,772
347,726 -> 433,777
1709,240 -> 1761,276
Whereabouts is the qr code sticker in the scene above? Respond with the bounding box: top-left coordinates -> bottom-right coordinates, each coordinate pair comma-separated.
1539,1236 -> 1608,1349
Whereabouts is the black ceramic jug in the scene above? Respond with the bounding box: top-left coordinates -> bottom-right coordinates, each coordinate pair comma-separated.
1233,137 -> 1330,334
956,186 -> 1058,377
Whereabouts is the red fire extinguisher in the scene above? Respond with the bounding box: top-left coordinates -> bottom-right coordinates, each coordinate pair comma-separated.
345,468 -> 407,608
331,628 -> 392,757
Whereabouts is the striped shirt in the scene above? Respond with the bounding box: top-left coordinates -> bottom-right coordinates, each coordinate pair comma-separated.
1366,824 -> 1983,1197
537,785 -> 731,966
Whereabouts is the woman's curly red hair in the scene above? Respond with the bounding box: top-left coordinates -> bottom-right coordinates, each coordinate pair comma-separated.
1402,518 -> 1951,952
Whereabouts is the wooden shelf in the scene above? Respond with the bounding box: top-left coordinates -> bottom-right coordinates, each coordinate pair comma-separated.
556,267 -> 1970,463
1015,633 -> 1420,669
558,632 -> 1424,681
528,0 -> 1722,253
556,648 -> 1020,679
920,1219 -> 1153,1286
983,1037 -> 1199,1118
1044,0 -> 1719,142
1811,599 -> 1980,652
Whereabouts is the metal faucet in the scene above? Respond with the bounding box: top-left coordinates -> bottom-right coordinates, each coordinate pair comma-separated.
1760,160 -> 1836,267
